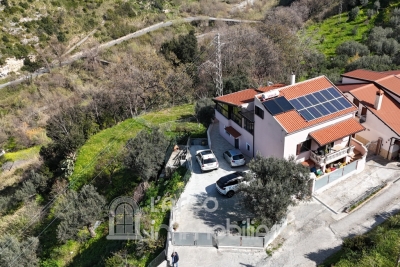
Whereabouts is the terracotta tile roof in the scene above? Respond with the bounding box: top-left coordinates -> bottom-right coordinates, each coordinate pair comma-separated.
214,89 -> 260,106
341,69 -> 388,82
257,83 -> 286,92
225,126 -> 241,138
336,83 -> 368,93
279,76 -> 334,100
350,84 -> 400,136
375,75 -> 400,96
309,118 -> 365,146
272,76 -> 357,133
381,70 -> 400,75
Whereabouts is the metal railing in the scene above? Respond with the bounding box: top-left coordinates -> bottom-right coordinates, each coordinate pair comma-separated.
310,146 -> 354,165
147,250 -> 166,267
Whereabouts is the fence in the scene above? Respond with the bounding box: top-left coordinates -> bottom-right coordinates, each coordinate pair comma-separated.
147,249 -> 166,267
314,160 -> 358,191
172,232 -> 216,246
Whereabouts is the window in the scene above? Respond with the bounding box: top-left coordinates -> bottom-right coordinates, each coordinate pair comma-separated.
255,106 -> 264,119
246,143 -> 250,151
296,139 -> 311,155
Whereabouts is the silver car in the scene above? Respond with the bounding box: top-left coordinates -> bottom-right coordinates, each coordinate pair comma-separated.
223,149 -> 246,167
196,149 -> 219,172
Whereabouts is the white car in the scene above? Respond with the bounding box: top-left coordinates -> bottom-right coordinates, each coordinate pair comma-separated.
223,149 -> 246,167
195,149 -> 219,172
215,171 -> 248,198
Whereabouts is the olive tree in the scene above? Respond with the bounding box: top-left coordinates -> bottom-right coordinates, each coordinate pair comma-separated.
239,154 -> 312,229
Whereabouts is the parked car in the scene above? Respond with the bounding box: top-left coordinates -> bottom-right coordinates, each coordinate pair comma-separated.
223,149 -> 246,167
216,171 -> 249,198
196,149 -> 219,172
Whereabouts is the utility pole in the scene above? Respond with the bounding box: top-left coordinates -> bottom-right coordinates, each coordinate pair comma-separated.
214,33 -> 223,96
338,1 -> 343,23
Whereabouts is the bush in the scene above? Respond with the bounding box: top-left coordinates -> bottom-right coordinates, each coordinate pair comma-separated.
345,55 -> 394,72
349,7 -> 360,21
336,41 -> 370,57
195,98 -> 215,127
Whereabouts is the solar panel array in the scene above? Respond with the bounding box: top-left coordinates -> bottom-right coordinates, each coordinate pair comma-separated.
262,96 -> 295,116
289,87 -> 353,121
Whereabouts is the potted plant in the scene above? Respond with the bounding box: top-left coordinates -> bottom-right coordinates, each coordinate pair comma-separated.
172,222 -> 179,231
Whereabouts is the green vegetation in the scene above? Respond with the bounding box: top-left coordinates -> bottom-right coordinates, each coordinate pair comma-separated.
70,104 -> 202,189
0,145 -> 40,163
306,9 -> 375,56
322,213 -> 400,266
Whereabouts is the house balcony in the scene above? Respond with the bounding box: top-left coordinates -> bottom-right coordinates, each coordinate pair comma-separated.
310,145 -> 355,166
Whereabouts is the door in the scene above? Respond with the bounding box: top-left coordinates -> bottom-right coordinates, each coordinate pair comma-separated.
234,138 -> 239,149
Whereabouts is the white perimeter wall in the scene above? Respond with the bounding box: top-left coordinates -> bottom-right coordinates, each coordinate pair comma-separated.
344,93 -> 399,154
253,97 -> 286,158
215,111 -> 254,157
284,113 -> 354,161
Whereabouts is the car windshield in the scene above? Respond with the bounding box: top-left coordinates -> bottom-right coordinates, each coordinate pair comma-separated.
201,150 -> 213,156
204,158 -> 217,164
232,154 -> 244,160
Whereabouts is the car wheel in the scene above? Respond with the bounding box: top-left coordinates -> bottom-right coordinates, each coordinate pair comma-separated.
226,191 -> 235,198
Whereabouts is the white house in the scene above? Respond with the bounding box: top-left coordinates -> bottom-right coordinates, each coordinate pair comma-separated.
214,75 -> 368,191
336,69 -> 400,160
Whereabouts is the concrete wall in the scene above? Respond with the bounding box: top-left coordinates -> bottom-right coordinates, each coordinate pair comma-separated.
284,113 -> 354,160
341,77 -> 368,84
215,110 -> 253,157
350,138 -> 367,173
344,93 -> 399,159
253,96 -> 285,158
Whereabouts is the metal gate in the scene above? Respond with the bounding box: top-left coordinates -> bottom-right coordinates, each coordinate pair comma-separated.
216,235 -> 264,248
172,232 -> 216,247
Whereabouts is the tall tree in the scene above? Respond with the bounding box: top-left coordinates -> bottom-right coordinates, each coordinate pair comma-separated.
0,235 -> 39,267
56,185 -> 106,242
239,154 -> 311,229
124,127 -> 168,182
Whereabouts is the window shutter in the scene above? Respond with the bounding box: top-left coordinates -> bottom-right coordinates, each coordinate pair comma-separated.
296,144 -> 301,155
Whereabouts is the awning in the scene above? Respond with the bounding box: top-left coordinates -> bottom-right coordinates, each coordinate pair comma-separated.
225,126 -> 241,138
310,118 -> 365,146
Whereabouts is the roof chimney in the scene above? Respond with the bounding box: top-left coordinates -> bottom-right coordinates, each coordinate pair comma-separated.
290,72 -> 295,85
374,89 -> 384,110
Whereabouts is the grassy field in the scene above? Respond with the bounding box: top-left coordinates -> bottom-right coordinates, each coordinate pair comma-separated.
322,213 -> 400,266
305,10 -> 375,57
70,103 -> 204,190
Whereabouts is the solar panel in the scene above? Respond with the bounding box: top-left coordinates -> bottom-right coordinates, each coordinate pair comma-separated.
290,99 -> 304,110
330,99 -> 345,110
299,109 -> 314,121
263,99 -> 283,116
307,106 -> 323,119
323,101 -> 337,113
297,96 -> 312,108
320,89 -> 334,101
313,91 -> 327,102
275,96 -> 294,112
305,94 -> 319,105
337,97 -> 353,109
314,104 -> 330,116
327,87 -> 342,98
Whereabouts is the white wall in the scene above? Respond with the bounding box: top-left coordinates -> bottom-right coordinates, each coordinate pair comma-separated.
344,93 -> 399,156
284,113 -> 354,160
215,110 -> 254,157
341,77 -> 368,84
253,97 -> 286,158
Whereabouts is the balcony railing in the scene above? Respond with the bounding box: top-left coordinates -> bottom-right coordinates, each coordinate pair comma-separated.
310,146 -> 354,165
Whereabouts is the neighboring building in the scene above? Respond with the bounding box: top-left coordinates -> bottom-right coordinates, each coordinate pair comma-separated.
214,76 -> 368,191
337,69 -> 400,160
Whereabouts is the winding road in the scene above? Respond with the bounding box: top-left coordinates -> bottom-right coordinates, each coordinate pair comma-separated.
0,16 -> 260,89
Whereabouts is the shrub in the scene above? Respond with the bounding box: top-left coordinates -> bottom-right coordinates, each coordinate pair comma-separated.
349,7 -> 360,21
336,41 -> 370,57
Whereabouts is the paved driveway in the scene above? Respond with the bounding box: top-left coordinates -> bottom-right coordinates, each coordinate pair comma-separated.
174,143 -> 253,233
